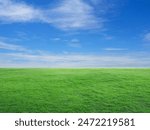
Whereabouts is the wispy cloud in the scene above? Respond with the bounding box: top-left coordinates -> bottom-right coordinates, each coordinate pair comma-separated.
47,0 -> 100,30
71,39 -> 79,43
104,48 -> 128,51
52,38 -> 61,41
103,34 -> 114,40
0,0 -> 106,30
0,41 -> 26,51
0,0 -> 42,22
144,32 -> 150,42
0,52 -> 150,68
0,35 -> 22,42
68,39 -> 81,48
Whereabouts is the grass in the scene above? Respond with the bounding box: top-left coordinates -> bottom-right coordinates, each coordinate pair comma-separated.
0,68 -> 150,113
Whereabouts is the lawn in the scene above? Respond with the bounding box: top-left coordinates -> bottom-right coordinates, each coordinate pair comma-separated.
0,68 -> 150,113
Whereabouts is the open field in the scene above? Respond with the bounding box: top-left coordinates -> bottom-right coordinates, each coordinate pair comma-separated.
0,68 -> 150,113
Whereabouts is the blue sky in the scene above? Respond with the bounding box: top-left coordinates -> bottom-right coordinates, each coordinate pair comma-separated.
0,0 -> 150,67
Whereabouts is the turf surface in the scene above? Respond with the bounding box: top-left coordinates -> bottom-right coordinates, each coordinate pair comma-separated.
0,68 -> 150,113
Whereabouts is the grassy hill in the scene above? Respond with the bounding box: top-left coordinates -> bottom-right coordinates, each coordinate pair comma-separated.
0,68 -> 149,113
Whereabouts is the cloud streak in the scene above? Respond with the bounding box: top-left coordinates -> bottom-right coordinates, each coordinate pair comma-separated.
0,52 -> 150,68
144,32 -> 150,42
104,48 -> 127,51
0,41 -> 26,51
68,39 -> 81,48
0,39 -> 149,68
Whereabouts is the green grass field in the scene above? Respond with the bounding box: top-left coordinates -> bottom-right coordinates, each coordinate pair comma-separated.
0,68 -> 150,113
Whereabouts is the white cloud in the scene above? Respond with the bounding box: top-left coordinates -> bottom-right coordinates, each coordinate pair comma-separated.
100,33 -> 114,40
52,38 -> 61,41
104,48 -> 127,51
144,32 -> 150,42
46,0 -> 100,30
0,0 -> 103,30
0,0 -> 42,22
71,39 -> 79,42
0,41 -> 26,51
0,52 -> 150,68
68,43 -> 81,48
68,39 -> 81,48
0,39 -> 148,68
